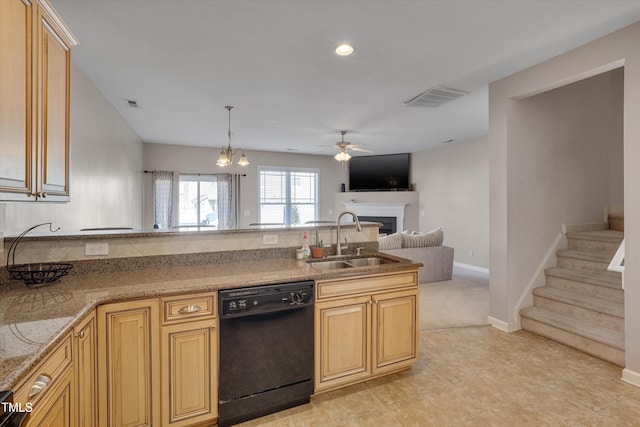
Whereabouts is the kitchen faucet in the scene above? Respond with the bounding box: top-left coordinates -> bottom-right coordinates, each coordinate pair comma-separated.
336,211 -> 362,256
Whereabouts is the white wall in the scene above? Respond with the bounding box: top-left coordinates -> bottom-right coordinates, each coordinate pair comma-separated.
143,143 -> 347,229
0,64 -> 144,236
412,136 -> 489,268
489,22 -> 639,378
506,69 -> 623,300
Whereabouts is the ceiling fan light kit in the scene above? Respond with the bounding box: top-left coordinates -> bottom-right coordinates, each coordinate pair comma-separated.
216,105 -> 250,167
332,130 -> 374,163
334,149 -> 351,162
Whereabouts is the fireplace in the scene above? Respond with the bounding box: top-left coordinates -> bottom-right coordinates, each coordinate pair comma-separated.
357,216 -> 396,235
342,202 -> 407,234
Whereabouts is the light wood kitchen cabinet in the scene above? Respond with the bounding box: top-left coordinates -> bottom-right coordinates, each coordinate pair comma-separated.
372,289 -> 418,373
73,311 -> 96,427
23,368 -> 74,427
160,293 -> 218,427
97,299 -> 160,427
0,0 -> 77,202
315,295 -> 372,390
314,270 -> 419,392
13,334 -> 75,427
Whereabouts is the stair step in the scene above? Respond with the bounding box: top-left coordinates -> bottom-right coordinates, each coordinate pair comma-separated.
545,267 -> 623,303
566,230 -> 624,253
556,249 -> 621,276
520,307 -> 624,366
533,286 -> 624,317
608,213 -> 624,232
533,287 -> 624,332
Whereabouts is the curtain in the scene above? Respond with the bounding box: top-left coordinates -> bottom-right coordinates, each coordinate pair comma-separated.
216,173 -> 241,229
152,171 -> 174,229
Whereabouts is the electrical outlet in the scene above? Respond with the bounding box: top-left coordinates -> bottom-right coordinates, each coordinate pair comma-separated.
85,242 -> 109,256
262,235 -> 278,245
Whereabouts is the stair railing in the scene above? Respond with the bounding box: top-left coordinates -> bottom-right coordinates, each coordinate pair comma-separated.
608,238 -> 625,289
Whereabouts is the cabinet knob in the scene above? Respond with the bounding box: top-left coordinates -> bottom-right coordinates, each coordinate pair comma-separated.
28,374 -> 52,398
178,304 -> 202,314
75,330 -> 85,339
38,191 -> 47,198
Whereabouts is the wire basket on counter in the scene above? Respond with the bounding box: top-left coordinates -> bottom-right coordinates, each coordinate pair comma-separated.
5,223 -> 73,287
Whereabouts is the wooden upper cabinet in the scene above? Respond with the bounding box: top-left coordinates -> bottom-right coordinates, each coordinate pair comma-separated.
35,0 -> 76,200
0,0 -> 33,197
0,0 -> 77,202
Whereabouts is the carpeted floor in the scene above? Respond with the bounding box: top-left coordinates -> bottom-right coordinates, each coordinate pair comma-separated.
419,265 -> 489,330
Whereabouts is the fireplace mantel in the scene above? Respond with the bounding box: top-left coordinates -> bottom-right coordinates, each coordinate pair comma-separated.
342,202 -> 407,232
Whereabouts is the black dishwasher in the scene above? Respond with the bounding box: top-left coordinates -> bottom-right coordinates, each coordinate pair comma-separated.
218,280 -> 314,427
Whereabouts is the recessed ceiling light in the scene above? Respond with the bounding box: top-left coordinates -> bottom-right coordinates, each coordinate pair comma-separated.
335,44 -> 355,56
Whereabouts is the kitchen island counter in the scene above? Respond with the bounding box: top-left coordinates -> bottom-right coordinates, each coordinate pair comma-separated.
0,251 -> 420,391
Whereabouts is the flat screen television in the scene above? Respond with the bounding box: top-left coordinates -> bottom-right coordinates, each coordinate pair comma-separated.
348,153 -> 411,191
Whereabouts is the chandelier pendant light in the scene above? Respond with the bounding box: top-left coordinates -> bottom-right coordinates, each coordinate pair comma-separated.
217,105 -> 250,167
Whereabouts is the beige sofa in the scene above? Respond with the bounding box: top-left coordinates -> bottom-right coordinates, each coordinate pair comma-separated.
381,245 -> 454,283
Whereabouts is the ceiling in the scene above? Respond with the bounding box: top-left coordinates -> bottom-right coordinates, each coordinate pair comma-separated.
52,0 -> 640,157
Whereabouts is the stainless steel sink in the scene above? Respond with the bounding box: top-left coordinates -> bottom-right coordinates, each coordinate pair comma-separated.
308,260 -> 353,270
309,256 -> 398,270
344,257 -> 396,267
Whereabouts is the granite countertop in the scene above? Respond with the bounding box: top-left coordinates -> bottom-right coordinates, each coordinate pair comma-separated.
0,252 -> 420,391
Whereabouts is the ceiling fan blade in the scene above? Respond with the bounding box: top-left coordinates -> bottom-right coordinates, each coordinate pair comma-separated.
350,146 -> 375,153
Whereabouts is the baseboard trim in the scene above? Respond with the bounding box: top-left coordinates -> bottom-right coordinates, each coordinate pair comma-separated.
621,368 -> 640,388
513,231 -> 567,330
453,262 -> 489,274
488,316 -> 519,333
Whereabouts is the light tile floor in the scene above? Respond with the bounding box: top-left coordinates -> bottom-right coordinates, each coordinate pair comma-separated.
238,268 -> 639,426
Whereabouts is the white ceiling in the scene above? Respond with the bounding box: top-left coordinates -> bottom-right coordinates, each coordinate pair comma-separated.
52,0 -> 640,157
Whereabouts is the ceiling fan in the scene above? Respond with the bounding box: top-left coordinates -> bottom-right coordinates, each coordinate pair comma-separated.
333,130 -> 374,162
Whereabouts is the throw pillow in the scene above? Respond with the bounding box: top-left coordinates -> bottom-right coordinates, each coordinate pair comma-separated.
401,227 -> 444,248
378,232 -> 403,250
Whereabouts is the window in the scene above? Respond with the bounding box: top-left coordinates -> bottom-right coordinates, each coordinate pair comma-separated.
259,167 -> 318,226
178,174 -> 219,227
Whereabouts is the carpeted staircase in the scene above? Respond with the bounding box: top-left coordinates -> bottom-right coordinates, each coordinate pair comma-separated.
520,216 -> 624,366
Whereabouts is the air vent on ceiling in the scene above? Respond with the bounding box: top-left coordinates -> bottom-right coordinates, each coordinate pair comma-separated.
404,85 -> 468,108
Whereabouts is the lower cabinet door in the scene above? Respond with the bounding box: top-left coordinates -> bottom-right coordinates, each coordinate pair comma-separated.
97,299 -> 160,427
372,289 -> 418,372
25,368 -> 74,427
161,320 -> 218,427
315,295 -> 371,392
74,312 -> 96,427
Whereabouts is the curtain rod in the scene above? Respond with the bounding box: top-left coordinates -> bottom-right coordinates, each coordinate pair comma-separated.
143,171 -> 246,176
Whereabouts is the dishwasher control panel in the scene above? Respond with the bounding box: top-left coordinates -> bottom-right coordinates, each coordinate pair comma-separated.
219,281 -> 314,317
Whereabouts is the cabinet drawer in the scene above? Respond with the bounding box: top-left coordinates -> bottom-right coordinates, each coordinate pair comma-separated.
162,293 -> 216,324
14,334 -> 72,407
316,270 -> 418,300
